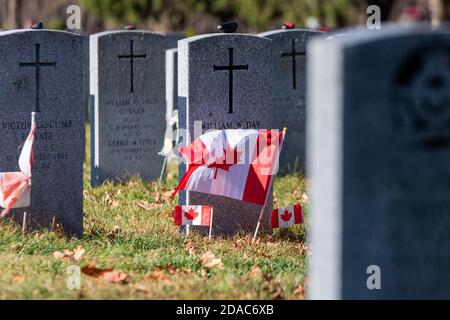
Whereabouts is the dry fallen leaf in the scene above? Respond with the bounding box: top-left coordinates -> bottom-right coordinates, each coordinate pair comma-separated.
104,192 -> 119,209
184,240 -> 196,256
200,251 -> 223,269
293,283 -> 306,299
11,275 -> 26,284
53,246 -> 85,261
81,262 -> 128,284
145,265 -> 192,283
136,200 -> 161,211
106,225 -> 121,237
155,190 -> 173,204
249,265 -> 262,278
262,273 -> 285,300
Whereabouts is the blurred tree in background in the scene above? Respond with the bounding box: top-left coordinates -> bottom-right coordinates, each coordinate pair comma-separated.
82,0 -> 363,33
0,0 -> 449,33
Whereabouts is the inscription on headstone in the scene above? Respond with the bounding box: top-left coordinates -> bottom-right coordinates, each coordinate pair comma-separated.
90,30 -> 166,185
178,34 -> 273,235
0,29 -> 86,236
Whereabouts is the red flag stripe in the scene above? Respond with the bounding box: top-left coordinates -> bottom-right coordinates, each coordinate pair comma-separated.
271,208 -> 279,229
174,205 -> 182,226
201,206 -> 212,226
242,130 -> 283,205
294,204 -> 303,224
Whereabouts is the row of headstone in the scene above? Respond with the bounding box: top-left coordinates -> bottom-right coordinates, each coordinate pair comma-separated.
0,24 -> 317,237
1,23 -> 449,299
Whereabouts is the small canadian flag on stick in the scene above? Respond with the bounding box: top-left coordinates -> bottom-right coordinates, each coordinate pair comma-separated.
271,204 -> 303,229
174,205 -> 212,227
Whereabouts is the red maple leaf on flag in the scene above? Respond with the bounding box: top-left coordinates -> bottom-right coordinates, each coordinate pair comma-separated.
208,144 -> 242,178
184,208 -> 199,220
281,209 -> 292,222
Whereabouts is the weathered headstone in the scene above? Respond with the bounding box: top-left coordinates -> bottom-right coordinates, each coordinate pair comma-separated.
260,28 -> 318,173
0,28 -> 87,236
308,27 -> 450,299
178,33 -> 273,235
90,30 -> 166,185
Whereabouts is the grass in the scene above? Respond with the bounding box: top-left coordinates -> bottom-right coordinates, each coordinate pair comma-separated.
0,127 -> 309,299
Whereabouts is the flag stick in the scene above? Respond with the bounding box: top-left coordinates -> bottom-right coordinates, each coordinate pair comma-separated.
185,162 -> 190,237
158,156 -> 167,184
22,211 -> 27,234
252,127 -> 287,242
208,208 -> 214,241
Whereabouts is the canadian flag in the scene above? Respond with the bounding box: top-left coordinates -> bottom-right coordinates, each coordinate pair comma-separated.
0,112 -> 36,217
271,204 -> 303,229
173,129 -> 285,205
174,205 -> 212,226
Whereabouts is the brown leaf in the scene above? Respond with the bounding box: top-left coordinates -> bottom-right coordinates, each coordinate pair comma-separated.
81,262 -> 128,284
146,269 -> 171,283
200,251 -> 223,269
249,265 -> 262,278
104,192 -> 119,209
136,200 -> 160,211
106,225 -> 121,237
145,265 -> 192,283
261,273 -> 284,300
155,190 -> 173,204
102,270 -> 128,284
11,275 -> 26,284
185,240 -> 196,256
109,200 -> 119,209
53,246 -> 85,261
293,283 -> 306,299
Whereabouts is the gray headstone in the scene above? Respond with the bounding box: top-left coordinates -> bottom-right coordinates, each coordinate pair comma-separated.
308,27 -> 450,299
178,34 -> 273,235
0,29 -> 86,237
259,29 -> 319,173
90,30 -> 166,186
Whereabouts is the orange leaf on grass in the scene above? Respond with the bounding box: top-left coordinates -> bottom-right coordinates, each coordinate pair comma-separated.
200,251 -> 223,269
81,262 -> 128,284
53,246 -> 85,261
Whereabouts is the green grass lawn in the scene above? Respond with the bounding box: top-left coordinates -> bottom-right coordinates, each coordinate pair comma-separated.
0,127 -> 309,299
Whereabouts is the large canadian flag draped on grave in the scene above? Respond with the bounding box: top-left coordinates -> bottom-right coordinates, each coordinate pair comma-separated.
173,129 -> 284,205
0,112 -> 36,217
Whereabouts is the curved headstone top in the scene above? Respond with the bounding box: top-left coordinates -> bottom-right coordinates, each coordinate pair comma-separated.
259,28 -> 319,37
0,28 -> 84,37
90,29 -> 165,40
179,32 -> 272,45
0,27 -> 87,237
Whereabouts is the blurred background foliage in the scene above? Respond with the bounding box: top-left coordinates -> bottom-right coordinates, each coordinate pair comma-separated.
0,0 -> 448,34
